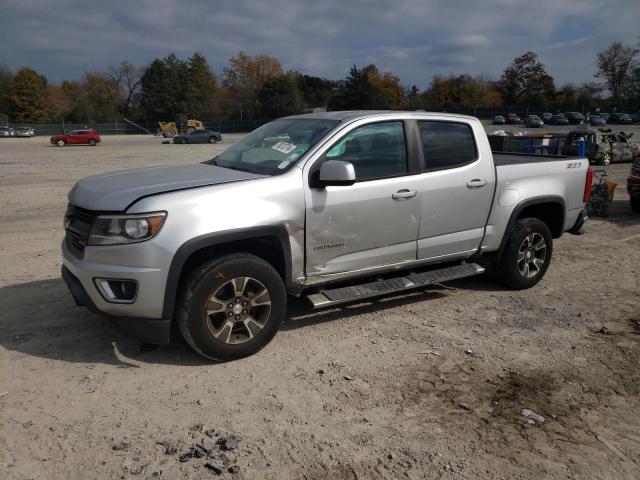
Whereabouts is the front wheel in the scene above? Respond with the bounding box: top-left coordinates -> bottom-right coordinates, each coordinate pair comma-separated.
88,139 -> 96,146
177,254 -> 286,361
57,139 -> 65,147
490,218 -> 553,290
208,136 -> 216,144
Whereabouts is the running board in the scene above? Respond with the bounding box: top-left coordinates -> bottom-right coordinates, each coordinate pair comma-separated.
306,263 -> 485,309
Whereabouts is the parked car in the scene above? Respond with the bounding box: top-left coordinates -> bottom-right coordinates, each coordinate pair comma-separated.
541,113 -> 554,122
0,126 -> 16,137
524,115 -> 544,128
505,113 -> 521,124
50,129 -> 101,147
549,114 -> 569,126
61,111 -> 590,361
173,129 -> 222,144
563,129 -> 635,165
598,113 -> 610,123
589,115 -> 606,126
564,112 -> 585,124
15,126 -> 35,137
493,115 -> 505,125
608,113 -> 633,125
630,111 -> 640,124
628,155 -> 640,213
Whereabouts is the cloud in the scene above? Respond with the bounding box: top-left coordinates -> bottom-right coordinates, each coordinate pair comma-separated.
0,0 -> 638,88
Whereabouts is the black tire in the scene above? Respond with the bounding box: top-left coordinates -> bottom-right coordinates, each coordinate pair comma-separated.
88,139 -> 96,146
177,253 -> 286,361
208,136 -> 216,144
491,217 -> 553,290
630,197 -> 640,214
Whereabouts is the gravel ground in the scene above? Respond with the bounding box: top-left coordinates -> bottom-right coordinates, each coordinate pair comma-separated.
0,130 -> 639,480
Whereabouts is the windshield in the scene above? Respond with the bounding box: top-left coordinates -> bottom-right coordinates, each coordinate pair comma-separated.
206,118 -> 339,175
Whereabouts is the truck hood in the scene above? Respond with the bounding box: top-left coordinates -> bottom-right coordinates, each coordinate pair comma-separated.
68,163 -> 264,211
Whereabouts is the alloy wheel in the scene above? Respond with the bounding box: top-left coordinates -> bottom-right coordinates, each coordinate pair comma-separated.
204,276 -> 272,345
517,232 -> 546,278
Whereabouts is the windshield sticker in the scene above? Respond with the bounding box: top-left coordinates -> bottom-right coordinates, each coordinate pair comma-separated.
271,141 -> 297,154
277,160 -> 291,169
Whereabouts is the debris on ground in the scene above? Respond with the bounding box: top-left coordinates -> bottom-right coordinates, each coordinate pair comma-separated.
179,443 -> 212,462
343,375 -> 354,381
0,392 -> 8,398
204,462 -> 224,475
458,403 -> 470,411
111,439 -> 130,451
217,435 -> 240,451
521,408 -> 545,424
157,440 -> 178,455
597,326 -> 611,335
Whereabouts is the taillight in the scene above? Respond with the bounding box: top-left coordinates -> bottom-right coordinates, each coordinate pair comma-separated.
583,167 -> 593,202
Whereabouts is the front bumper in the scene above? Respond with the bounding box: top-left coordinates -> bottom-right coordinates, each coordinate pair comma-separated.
61,241 -> 172,344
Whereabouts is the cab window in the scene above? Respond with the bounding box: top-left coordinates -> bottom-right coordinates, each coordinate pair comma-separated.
325,121 -> 407,181
418,121 -> 477,170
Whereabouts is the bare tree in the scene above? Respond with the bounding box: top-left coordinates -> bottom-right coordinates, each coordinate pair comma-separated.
594,41 -> 638,103
108,60 -> 142,115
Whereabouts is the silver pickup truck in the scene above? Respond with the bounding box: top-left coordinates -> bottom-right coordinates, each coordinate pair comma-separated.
62,111 -> 591,360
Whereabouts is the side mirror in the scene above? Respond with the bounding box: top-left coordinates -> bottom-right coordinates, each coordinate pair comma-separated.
318,160 -> 356,187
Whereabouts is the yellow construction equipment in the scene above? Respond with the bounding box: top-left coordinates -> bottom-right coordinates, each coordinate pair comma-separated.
158,114 -> 204,138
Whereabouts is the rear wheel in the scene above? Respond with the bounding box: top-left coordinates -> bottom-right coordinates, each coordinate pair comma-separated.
490,218 -> 553,290
631,197 -> 640,214
598,152 -> 612,166
177,254 -> 286,361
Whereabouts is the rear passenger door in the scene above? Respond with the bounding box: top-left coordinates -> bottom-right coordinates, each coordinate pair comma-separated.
414,120 -> 495,261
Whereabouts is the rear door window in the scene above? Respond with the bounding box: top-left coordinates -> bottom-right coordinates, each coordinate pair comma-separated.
418,121 -> 477,170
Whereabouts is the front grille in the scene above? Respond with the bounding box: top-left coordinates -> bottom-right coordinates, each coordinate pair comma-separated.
65,204 -> 98,259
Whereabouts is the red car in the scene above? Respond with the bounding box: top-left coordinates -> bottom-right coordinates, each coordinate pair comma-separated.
50,129 -> 101,147
505,113 -> 522,124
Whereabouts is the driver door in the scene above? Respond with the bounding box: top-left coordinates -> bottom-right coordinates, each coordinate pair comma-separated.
304,121 -> 420,278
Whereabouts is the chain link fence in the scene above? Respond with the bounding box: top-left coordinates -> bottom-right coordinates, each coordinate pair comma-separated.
7,106 -> 639,135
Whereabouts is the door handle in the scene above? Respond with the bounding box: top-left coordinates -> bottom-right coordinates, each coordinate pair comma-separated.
466,179 -> 487,188
392,189 -> 417,200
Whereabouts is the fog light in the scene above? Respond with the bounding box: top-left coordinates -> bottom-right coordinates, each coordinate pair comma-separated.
94,278 -> 138,303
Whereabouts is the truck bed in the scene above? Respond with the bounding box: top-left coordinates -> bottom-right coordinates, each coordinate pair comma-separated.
492,152 -> 582,166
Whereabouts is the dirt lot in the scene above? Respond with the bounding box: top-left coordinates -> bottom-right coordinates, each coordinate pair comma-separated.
1,131 -> 639,480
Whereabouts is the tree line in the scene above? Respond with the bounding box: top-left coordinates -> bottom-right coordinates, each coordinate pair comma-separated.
1,40 -> 639,125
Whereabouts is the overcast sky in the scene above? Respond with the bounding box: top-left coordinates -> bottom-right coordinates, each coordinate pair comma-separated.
1,0 -> 638,88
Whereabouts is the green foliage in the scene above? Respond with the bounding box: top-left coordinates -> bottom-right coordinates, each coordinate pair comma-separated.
7,68 -> 50,123
328,65 -> 385,110
294,73 -> 334,109
0,66 -> 13,122
257,74 -> 303,118
499,52 -> 555,105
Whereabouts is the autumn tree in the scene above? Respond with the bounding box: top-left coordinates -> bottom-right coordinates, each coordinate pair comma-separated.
108,60 -> 142,115
499,52 -> 555,105
7,68 -> 50,122
368,70 -> 405,109
595,41 -> 638,103
223,52 -> 283,118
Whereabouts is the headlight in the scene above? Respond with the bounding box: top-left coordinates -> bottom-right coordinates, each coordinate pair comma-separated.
87,212 -> 166,246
